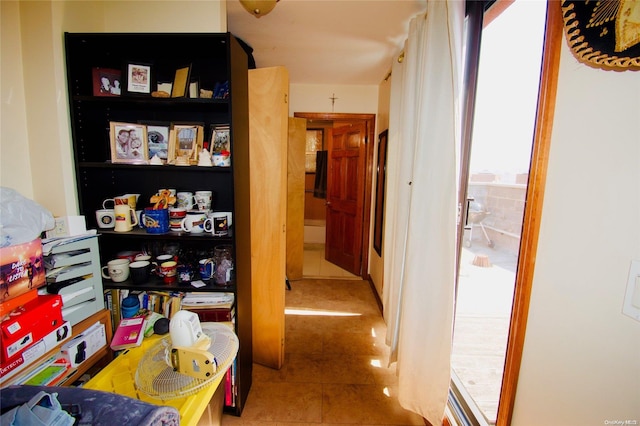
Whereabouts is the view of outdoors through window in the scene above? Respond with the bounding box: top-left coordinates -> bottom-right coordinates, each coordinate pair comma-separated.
451,1 -> 546,423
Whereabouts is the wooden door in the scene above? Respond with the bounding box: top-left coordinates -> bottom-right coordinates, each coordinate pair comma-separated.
325,122 -> 367,275
287,117 -> 306,280
248,66 -> 288,369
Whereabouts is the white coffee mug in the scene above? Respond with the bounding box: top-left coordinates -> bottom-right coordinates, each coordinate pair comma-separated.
95,209 -> 115,229
194,191 -> 212,211
114,204 -> 139,232
181,210 -> 207,234
176,192 -> 195,210
204,211 -> 232,236
101,258 -> 130,282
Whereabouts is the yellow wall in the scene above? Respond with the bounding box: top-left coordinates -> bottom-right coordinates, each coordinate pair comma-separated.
1,0 -> 226,216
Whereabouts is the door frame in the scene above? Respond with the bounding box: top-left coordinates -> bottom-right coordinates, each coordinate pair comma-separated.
294,112 -> 376,279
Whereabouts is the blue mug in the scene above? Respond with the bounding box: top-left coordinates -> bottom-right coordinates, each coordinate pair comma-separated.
199,258 -> 215,280
142,208 -> 169,234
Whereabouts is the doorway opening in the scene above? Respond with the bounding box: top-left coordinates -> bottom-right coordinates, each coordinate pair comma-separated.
294,112 -> 376,280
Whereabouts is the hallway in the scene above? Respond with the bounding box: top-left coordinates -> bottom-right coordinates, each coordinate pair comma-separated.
221,278 -> 423,425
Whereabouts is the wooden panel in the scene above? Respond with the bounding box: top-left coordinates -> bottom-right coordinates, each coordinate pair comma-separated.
248,67 -> 288,369
287,117 -> 306,280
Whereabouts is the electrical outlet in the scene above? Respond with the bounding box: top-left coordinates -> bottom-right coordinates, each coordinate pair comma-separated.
622,260 -> 640,322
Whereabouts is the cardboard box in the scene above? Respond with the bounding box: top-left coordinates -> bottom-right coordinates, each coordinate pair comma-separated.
0,294 -> 64,362
61,321 -> 106,367
0,239 -> 45,303
45,216 -> 87,239
0,320 -> 71,381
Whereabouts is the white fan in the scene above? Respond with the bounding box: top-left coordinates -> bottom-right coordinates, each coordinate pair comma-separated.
135,311 -> 238,399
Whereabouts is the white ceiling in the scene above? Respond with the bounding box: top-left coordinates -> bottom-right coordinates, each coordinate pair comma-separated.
226,0 -> 427,85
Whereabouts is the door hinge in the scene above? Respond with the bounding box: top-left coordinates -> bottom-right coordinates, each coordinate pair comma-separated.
284,93 -> 288,104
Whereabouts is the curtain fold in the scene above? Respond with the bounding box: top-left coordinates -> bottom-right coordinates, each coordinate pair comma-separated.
382,1 -> 463,424
313,150 -> 328,198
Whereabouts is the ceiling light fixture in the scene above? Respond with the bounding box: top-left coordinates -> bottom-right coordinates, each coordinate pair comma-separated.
239,0 -> 279,18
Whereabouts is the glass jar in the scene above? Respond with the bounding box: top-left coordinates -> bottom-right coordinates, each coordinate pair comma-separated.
213,245 -> 233,286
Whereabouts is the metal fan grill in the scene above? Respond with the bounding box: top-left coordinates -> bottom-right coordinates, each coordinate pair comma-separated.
135,322 -> 238,399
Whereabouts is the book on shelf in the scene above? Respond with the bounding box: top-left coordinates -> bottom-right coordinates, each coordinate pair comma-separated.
110,316 -> 145,351
20,356 -> 72,386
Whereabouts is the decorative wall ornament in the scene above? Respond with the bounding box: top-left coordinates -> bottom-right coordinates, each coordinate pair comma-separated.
561,0 -> 640,70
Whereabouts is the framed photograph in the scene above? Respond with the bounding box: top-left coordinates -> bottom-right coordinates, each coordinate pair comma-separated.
373,130 -> 389,256
140,121 -> 170,161
171,65 -> 191,98
209,124 -> 230,154
109,122 -> 149,164
125,63 -> 152,94
168,123 -> 204,164
92,68 -> 121,97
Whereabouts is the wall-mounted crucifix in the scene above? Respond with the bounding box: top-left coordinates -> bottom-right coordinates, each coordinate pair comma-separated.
329,93 -> 338,112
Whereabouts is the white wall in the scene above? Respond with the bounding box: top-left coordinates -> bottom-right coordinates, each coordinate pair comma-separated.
512,39 -> 640,424
0,1 -> 226,216
289,83 -> 378,116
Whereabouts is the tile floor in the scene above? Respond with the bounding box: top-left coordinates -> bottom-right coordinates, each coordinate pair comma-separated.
221,243 -> 423,425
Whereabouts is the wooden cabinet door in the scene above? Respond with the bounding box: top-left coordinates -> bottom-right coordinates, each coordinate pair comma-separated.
248,66 -> 288,369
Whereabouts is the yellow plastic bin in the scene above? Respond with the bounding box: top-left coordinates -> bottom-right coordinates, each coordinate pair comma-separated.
84,334 -> 225,426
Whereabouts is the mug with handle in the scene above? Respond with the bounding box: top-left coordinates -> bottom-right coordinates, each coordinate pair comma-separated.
181,210 -> 207,234
114,204 -> 138,232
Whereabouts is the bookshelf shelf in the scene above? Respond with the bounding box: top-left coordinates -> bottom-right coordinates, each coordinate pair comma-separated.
64,32 -> 252,415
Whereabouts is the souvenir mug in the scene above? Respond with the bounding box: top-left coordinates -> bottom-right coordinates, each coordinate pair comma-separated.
101,258 -> 130,283
194,191 -> 212,211
114,204 -> 138,232
168,207 -> 187,232
103,193 -> 140,210
157,260 -> 178,283
176,192 -> 195,210
203,211 -> 231,236
181,210 -> 207,234
95,209 -> 115,229
142,208 -> 170,234
199,258 -> 215,280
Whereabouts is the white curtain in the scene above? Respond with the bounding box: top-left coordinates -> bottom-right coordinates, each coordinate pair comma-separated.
382,1 -> 463,424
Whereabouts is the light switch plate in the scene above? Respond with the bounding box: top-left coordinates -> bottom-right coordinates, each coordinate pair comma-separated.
622,260 -> 640,322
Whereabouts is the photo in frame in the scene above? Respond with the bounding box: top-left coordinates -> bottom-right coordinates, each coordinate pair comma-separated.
209,124 -> 230,154
140,121 -> 171,161
92,68 -> 121,96
373,130 -> 388,256
125,63 -> 152,94
168,123 -> 203,164
171,65 -> 191,98
109,122 -> 149,164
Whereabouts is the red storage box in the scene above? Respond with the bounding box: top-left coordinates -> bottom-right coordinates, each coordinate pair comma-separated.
0,239 -> 45,303
0,294 -> 63,362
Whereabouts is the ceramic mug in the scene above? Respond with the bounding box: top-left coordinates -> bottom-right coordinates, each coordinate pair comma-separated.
102,194 -> 140,210
142,208 -> 169,234
199,258 -> 215,280
114,204 -> 138,232
169,207 -> 187,232
203,211 -> 231,236
101,258 -> 130,282
176,192 -> 196,210
157,260 -> 177,283
95,209 -> 115,229
181,210 -> 207,234
130,260 -> 152,284
194,191 -> 212,211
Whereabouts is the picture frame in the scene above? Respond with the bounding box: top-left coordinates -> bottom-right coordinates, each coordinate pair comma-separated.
124,63 -> 152,95
209,124 -> 230,154
373,130 -> 388,256
139,121 -> 171,161
92,68 -> 122,97
168,123 -> 204,164
171,65 -> 191,98
109,122 -> 149,164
